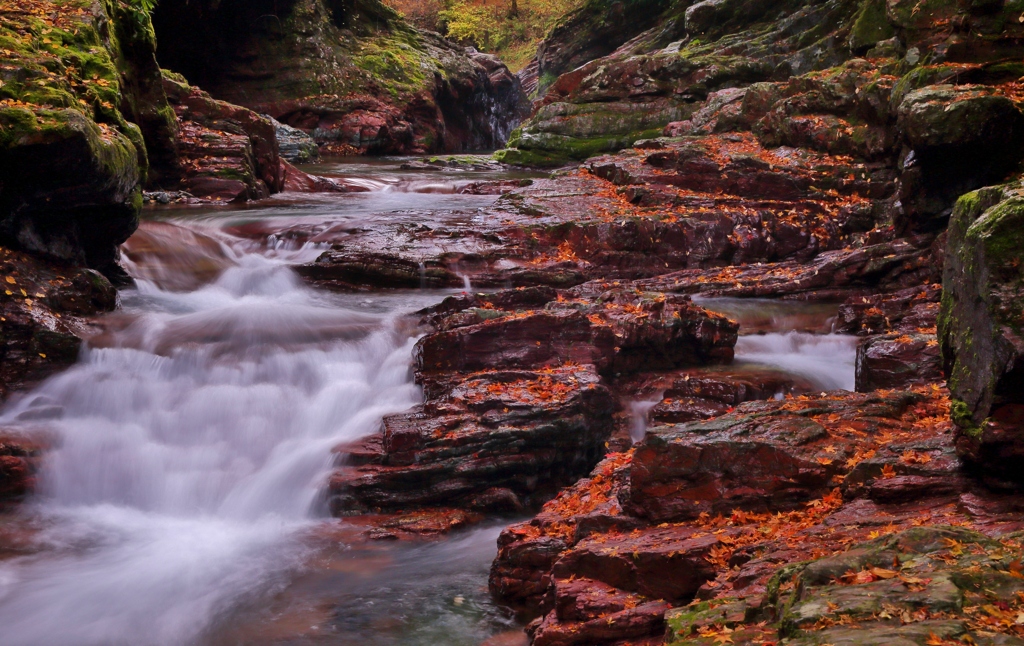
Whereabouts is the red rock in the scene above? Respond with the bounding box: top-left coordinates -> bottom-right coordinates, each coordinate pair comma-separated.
0,435 -> 44,507
0,247 -> 119,398
328,364 -> 615,514
633,235 -> 940,301
162,74 -> 283,202
530,591 -> 670,646
855,332 -> 942,392
416,290 -> 738,382
552,526 -> 722,601
835,283 -> 942,335
636,367 -> 815,425
279,160 -> 351,193
628,392 -> 926,523
342,508 -> 483,541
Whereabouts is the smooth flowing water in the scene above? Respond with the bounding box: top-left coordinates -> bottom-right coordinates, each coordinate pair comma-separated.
697,297 -> 858,392
0,159 -> 858,645
0,159 -> 528,646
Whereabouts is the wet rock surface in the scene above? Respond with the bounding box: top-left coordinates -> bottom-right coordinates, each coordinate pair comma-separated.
490,383 -> 1024,645
5,0 -> 1024,642
0,433 -> 43,509
0,246 -> 118,399
295,133 -> 920,294
328,287 -> 738,515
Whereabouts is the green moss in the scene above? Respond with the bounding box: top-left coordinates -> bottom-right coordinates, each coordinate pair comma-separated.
537,71 -> 559,95
352,31 -> 435,98
887,0 -> 963,28
213,167 -> 250,181
951,399 -> 983,437
497,128 -> 664,166
849,0 -> 896,51
665,600 -> 741,641
0,0 -> 150,176
971,195 -> 1024,269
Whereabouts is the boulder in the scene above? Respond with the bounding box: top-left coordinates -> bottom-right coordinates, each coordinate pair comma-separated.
938,185 -> 1024,482
855,332 -> 942,391
835,283 -> 942,335
328,363 -> 617,513
629,391 -> 923,523
897,85 -> 1024,220
415,289 -> 738,381
328,287 -> 737,515
162,73 -> 283,202
271,118 -> 320,163
773,527 -> 1024,645
489,387 -> 1006,644
0,2 -> 162,278
528,577 -> 670,646
532,0 -> 672,98
0,246 -> 119,398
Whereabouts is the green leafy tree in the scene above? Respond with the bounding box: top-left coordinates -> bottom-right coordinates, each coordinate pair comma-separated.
128,0 -> 158,12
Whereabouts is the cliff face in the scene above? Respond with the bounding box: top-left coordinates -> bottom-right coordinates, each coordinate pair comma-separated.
150,0 -> 528,154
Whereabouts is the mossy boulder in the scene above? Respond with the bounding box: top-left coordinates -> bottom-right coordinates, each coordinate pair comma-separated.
507,0 -> 872,166
896,85 -> 1024,221
0,0 -> 174,277
0,107 -> 140,269
771,526 -> 1024,646
849,0 -> 897,52
938,185 -> 1024,481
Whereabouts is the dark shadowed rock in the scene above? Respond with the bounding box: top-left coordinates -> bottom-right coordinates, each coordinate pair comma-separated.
0,246 -> 119,398
897,85 -> 1024,222
939,184 -> 1024,483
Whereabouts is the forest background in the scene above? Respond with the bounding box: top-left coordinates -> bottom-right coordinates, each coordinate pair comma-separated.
384,0 -> 584,71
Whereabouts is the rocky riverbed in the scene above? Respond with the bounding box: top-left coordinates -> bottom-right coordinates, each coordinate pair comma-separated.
3,0 -> 1024,644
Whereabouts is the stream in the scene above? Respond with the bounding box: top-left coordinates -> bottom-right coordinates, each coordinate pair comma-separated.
0,159 -> 858,645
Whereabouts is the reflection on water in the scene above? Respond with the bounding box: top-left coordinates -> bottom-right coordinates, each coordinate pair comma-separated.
208,524 -> 521,646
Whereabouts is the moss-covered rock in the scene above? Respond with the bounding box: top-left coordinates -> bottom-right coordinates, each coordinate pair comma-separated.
896,85 -> 1024,222
530,0 -> 673,98
849,0 -> 897,52
0,0 -> 173,277
770,526 -> 1024,646
938,184 -> 1024,482
507,0 -> 872,166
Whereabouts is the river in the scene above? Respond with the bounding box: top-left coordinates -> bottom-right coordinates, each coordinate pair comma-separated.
0,158 -> 857,645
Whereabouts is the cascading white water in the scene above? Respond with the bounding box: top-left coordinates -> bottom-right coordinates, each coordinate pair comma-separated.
0,243 -> 429,645
735,332 -> 858,391
0,156 -> 545,646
